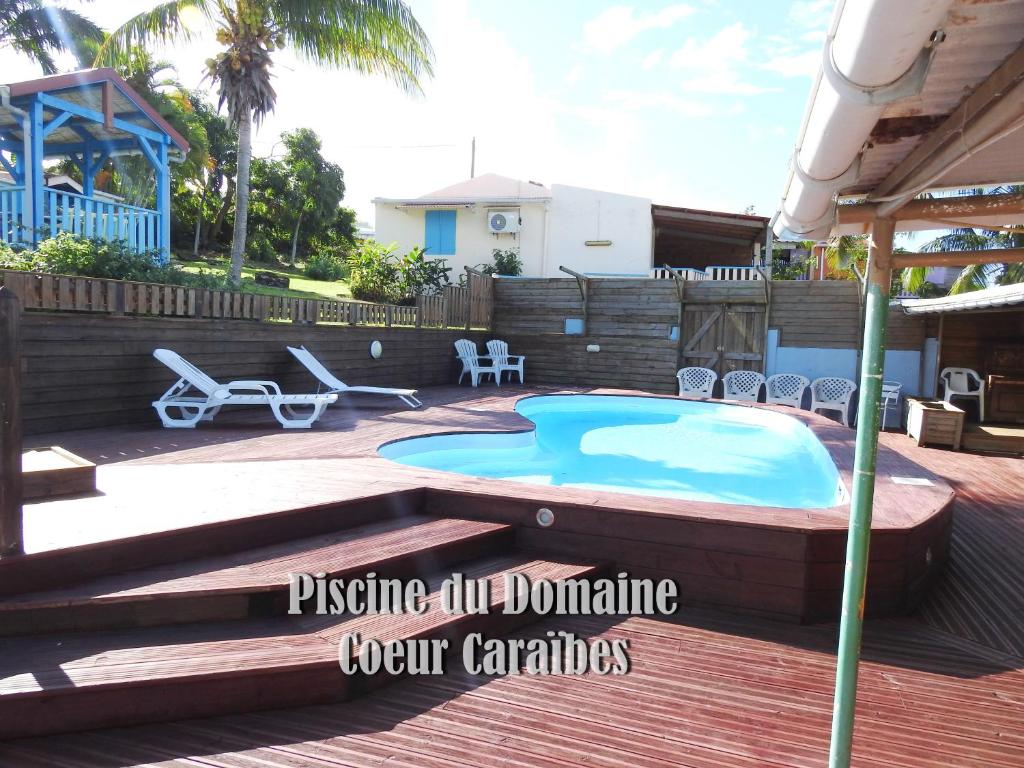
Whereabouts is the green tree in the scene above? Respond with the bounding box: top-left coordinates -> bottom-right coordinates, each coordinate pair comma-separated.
179,93 -> 237,255
280,128 -> 345,263
0,0 -> 102,72
99,0 -> 433,287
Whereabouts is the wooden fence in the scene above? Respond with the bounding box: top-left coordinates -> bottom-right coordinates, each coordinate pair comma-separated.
0,270 -> 492,330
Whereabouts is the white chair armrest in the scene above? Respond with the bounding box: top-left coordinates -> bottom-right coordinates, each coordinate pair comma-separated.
223,380 -> 282,396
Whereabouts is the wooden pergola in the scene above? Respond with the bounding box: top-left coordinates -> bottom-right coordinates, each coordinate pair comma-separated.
1,68 -> 190,263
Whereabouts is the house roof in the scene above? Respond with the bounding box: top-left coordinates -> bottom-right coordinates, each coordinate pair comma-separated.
1,68 -> 190,157
899,282 -> 1024,314
652,203 -> 770,248
374,173 -> 552,207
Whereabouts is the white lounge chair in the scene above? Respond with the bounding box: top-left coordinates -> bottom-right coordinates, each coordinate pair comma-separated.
941,367 -> 985,422
676,367 -> 718,397
455,339 -> 498,387
766,373 -> 809,408
810,376 -> 858,427
152,348 -> 336,429
486,339 -> 525,384
722,370 -> 765,402
287,345 -> 422,408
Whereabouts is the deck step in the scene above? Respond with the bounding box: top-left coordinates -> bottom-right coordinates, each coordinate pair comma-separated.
0,554 -> 603,738
0,516 -> 514,635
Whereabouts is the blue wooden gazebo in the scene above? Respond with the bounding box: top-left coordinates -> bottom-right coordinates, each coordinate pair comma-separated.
0,68 -> 190,264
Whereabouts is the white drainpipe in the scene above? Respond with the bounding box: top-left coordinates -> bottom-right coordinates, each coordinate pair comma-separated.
775,0 -> 953,239
0,86 -> 33,243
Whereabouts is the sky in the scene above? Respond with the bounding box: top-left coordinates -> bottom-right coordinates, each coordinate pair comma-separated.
0,0 -> 836,227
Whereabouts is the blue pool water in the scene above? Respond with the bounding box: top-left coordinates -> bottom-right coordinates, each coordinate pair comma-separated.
379,395 -> 845,509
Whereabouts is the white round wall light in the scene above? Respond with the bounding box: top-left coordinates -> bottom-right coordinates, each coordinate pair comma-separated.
369,340 -> 383,359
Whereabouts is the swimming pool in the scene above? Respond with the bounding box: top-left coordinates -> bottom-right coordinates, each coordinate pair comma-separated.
379,394 -> 846,509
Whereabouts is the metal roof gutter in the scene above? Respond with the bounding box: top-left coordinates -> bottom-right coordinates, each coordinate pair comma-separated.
774,0 -> 953,240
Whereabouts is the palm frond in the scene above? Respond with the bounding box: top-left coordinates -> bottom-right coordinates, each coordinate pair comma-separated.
901,266 -> 929,294
95,0 -> 212,67
920,228 -> 991,252
270,0 -> 434,94
949,263 -> 994,295
1,5 -> 103,73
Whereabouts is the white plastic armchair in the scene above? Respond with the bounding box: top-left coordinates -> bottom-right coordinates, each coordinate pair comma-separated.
722,370 -> 765,402
810,377 -> 858,427
455,339 -> 498,387
676,367 -> 718,397
486,339 -> 525,384
765,374 -> 810,408
940,367 -> 985,422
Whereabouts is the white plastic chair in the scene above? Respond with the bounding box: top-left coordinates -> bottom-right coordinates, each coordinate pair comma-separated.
486,339 -> 525,384
287,346 -> 422,408
854,380 -> 902,429
676,367 -> 718,397
765,374 -> 809,408
722,370 -> 765,402
810,377 -> 858,427
879,380 -> 902,429
151,349 -> 336,429
455,339 -> 498,387
940,367 -> 985,422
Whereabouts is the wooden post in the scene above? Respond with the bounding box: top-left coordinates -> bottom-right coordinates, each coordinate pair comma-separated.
559,266 -> 590,336
0,288 -> 23,558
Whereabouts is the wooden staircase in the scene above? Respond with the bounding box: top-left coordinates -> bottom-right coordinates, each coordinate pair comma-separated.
0,511 -> 603,739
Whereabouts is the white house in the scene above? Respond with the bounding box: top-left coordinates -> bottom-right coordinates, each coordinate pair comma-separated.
372,174 -> 654,278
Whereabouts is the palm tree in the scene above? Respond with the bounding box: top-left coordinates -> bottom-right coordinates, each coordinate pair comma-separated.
98,0 -> 433,285
0,0 -> 102,72
901,185 -> 1024,295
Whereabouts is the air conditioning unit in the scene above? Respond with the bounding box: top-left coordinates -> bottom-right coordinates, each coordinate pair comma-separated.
488,210 -> 520,234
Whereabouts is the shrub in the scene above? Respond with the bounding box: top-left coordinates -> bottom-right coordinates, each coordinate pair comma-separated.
305,250 -> 347,281
398,246 -> 451,297
348,242 -> 451,304
481,247 -> 523,277
348,241 -> 401,303
3,234 -> 227,289
0,241 -> 24,270
246,231 -> 278,263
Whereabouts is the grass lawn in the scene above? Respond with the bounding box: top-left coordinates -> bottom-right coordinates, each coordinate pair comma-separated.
175,255 -> 352,301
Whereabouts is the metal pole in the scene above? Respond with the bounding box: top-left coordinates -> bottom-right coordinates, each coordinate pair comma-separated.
828,217 -> 895,768
0,287 -> 23,558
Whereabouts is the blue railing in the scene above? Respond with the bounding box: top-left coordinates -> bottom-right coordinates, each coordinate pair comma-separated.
0,185 -> 25,246
0,185 -> 160,255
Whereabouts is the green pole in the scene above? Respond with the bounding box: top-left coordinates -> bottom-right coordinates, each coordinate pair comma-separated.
828,218 -> 895,768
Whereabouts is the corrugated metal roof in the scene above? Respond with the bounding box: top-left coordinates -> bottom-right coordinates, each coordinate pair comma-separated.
846,0 -> 1024,196
899,282 -> 1024,313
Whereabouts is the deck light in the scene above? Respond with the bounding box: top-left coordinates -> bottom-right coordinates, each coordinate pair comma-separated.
536,508 -> 555,527
369,340 -> 383,359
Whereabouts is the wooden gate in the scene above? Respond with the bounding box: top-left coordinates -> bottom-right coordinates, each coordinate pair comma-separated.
679,300 -> 767,376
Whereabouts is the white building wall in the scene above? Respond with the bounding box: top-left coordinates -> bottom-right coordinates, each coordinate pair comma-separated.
545,185 -> 653,277
373,202 -> 547,278
372,183 -> 653,278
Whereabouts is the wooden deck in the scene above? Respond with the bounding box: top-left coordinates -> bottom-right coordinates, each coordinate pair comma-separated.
1,386 -> 1022,765
15,385 -> 953,622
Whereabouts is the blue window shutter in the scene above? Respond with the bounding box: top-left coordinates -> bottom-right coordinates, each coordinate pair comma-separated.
441,211 -> 456,254
425,210 -> 456,255
424,210 -> 441,254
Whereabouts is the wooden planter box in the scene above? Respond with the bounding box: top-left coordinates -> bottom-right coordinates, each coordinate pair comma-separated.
22,447 -> 97,500
906,399 -> 965,451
